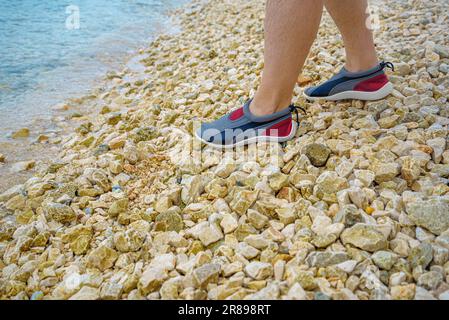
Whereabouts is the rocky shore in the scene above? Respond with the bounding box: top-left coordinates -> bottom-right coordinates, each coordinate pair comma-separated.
1,0 -> 449,300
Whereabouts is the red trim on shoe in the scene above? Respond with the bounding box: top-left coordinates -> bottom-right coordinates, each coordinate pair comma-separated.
354,74 -> 389,92
229,107 -> 244,121
264,118 -> 292,137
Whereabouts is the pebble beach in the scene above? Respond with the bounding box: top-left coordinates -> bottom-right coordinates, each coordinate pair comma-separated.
1,0 -> 449,300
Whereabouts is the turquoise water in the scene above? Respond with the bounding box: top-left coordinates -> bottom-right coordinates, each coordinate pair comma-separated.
0,0 -> 187,133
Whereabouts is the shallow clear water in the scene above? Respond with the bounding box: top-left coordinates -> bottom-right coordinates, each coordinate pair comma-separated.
0,0 -> 187,134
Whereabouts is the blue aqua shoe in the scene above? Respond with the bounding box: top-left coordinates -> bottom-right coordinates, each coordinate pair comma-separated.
195,100 -> 301,149
304,62 -> 394,101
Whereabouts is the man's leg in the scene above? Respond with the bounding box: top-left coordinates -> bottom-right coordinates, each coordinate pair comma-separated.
250,0 -> 323,116
324,0 -> 378,72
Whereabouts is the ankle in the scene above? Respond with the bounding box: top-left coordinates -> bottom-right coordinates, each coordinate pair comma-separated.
250,92 -> 292,116
345,59 -> 379,73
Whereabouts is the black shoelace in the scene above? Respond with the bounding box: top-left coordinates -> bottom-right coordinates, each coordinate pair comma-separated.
289,104 -> 307,125
380,61 -> 395,72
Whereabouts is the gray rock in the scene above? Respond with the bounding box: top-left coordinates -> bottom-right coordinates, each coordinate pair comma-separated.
316,171 -> 349,194
306,251 -> 349,267
138,266 -> 167,295
100,282 -> 123,300
340,223 -> 388,252
434,44 -> 449,58
304,143 -> 331,167
417,271 -> 443,290
244,262 -> 273,280
427,66 -> 439,78
405,198 -> 449,235
439,63 -> 449,74
193,263 -> 221,288
431,164 -> 449,178
408,242 -> 433,269
414,286 -> 437,300
435,230 -> 449,250
432,244 -> 449,266
315,292 -> 331,300
366,100 -> 388,116
287,283 -> 307,300
372,251 -> 398,270
334,204 -> 362,227
372,162 -> 400,183
439,290 -> 449,300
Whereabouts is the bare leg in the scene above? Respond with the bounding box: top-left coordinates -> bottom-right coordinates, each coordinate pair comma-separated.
251,0 -> 323,116
324,0 -> 379,72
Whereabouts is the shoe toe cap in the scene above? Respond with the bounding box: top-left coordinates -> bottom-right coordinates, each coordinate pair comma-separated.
196,123 -> 223,145
304,86 -> 317,97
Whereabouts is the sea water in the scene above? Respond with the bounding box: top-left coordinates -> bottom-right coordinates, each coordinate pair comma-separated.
0,0 -> 188,135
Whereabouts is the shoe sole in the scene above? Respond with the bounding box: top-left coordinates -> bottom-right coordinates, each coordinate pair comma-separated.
303,82 -> 394,102
194,121 -> 298,149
